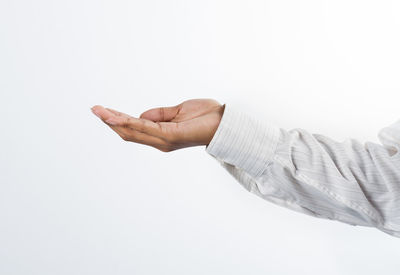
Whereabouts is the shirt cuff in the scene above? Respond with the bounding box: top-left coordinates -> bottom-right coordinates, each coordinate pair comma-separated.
205,102 -> 281,179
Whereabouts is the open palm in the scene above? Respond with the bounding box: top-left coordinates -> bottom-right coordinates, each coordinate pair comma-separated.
91,98 -> 225,152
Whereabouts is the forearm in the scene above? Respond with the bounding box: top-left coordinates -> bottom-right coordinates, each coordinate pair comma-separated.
205,102 -> 400,238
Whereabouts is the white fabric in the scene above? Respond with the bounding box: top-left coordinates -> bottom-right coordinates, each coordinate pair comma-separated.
205,102 -> 400,238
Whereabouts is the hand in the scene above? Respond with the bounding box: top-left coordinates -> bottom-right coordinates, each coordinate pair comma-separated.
91,98 -> 225,152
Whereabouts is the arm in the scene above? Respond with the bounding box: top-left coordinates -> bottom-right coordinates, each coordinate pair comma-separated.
90,98 -> 400,238
205,102 -> 400,238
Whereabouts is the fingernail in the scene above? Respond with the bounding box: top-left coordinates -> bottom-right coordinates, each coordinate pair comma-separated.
105,118 -> 118,125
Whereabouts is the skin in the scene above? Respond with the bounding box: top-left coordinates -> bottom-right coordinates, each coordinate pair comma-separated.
91,98 -> 225,152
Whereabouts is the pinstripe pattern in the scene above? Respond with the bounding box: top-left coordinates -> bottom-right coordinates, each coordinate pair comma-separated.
205,103 -> 400,238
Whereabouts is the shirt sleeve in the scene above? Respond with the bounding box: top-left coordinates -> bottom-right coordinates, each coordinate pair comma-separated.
205,102 -> 400,238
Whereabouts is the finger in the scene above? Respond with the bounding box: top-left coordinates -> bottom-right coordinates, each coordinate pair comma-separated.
139,104 -> 181,122
105,114 -> 167,139
106,124 -> 172,151
91,105 -> 116,121
105,107 -> 128,117
93,105 -> 178,143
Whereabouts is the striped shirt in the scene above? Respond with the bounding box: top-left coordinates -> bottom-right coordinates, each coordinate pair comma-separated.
205,102 -> 400,238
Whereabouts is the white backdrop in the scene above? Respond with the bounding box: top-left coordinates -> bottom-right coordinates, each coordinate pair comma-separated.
1,0 -> 400,274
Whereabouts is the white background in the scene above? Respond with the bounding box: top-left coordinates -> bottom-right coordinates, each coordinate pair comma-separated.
1,0 -> 400,274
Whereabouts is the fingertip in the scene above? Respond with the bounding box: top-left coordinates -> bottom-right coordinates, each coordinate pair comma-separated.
91,105 -> 104,111
91,105 -> 106,119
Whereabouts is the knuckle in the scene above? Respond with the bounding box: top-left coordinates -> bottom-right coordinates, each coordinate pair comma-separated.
122,117 -> 130,128
138,119 -> 146,132
159,107 -> 165,121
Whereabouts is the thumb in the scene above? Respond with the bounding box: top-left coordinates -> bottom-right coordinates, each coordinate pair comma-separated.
139,104 -> 181,122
